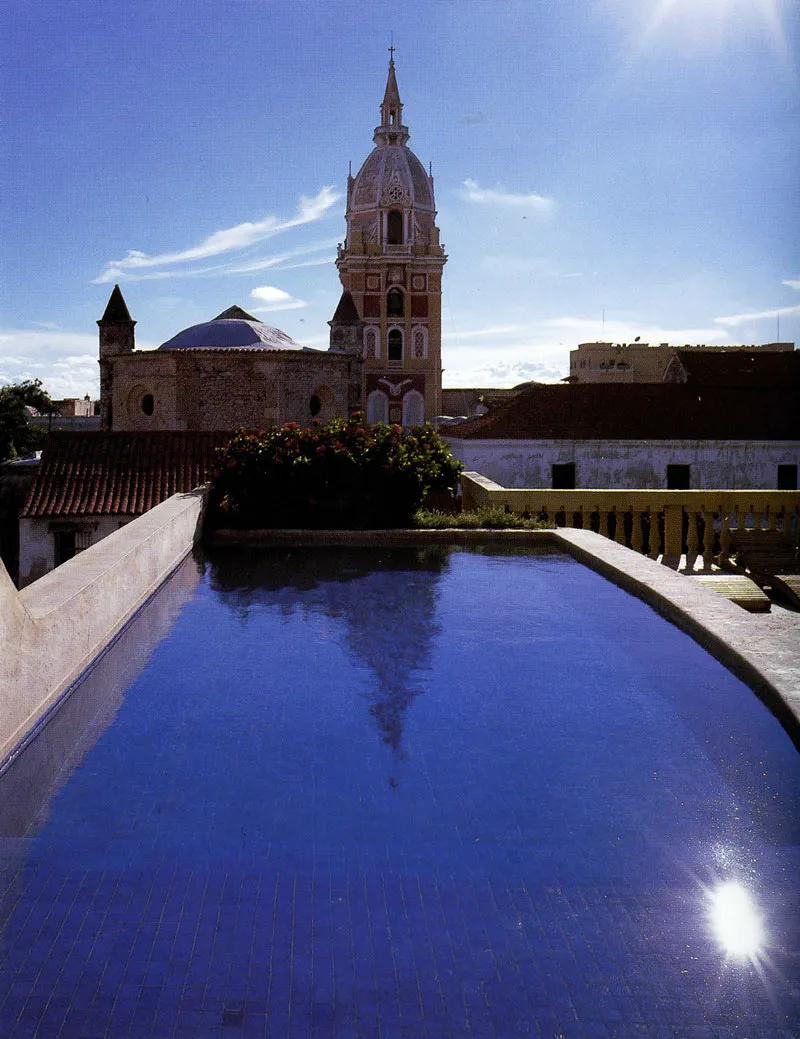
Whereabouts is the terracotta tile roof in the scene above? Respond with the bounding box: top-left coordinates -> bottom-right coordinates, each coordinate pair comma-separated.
672,349 -> 800,387
22,431 -> 233,518
443,384 -> 800,441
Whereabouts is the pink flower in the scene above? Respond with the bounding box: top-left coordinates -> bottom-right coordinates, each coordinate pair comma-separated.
316,445 -> 327,455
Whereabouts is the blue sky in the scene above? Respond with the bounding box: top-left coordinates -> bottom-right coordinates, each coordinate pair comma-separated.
1,0 -> 798,397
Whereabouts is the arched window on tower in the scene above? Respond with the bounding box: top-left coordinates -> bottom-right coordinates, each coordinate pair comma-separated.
412,326 -> 427,358
387,328 -> 403,361
365,327 -> 378,359
387,210 -> 404,244
387,288 -> 404,317
367,390 -> 389,424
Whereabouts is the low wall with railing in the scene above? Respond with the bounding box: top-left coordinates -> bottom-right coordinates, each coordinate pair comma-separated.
461,472 -> 800,563
0,489 -> 205,765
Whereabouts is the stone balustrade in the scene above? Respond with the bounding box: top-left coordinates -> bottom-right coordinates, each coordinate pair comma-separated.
461,472 -> 800,566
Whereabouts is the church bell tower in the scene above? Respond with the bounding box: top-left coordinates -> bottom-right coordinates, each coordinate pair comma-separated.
334,52 -> 447,425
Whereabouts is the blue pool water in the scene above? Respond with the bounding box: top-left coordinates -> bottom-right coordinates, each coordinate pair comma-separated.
1,546 -> 798,1039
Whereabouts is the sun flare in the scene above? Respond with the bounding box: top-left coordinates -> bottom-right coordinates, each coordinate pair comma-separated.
708,883 -> 765,960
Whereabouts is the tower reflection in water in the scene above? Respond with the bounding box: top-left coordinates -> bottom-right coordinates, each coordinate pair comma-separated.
207,545 -> 447,785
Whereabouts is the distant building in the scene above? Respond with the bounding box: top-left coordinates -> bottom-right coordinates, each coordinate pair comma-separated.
444,383 -> 800,491
55,396 -> 94,417
569,341 -> 794,384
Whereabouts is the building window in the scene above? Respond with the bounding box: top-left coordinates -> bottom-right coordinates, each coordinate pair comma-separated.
387,210 -> 404,244
413,327 -> 427,358
54,530 -> 76,566
365,327 -> 377,359
53,528 -> 92,566
777,464 -> 797,490
367,390 -> 389,424
387,329 -> 403,361
141,393 -> 154,416
309,395 -> 321,417
387,288 -> 404,317
552,463 -> 576,489
667,464 -> 691,489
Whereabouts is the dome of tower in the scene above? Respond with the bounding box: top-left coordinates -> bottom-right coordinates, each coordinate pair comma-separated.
350,144 -> 434,212
158,306 -> 309,351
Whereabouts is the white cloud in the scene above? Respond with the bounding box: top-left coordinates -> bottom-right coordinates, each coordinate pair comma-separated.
461,178 -> 554,213
228,238 -> 339,274
0,329 -> 150,398
250,286 -> 308,312
442,324 -> 522,341
714,303 -> 800,327
440,314 -> 737,386
782,278 -> 800,292
93,186 -> 341,283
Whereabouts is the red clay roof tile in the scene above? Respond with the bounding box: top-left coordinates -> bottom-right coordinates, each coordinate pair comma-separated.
22,431 -> 233,518
443,384 -> 800,440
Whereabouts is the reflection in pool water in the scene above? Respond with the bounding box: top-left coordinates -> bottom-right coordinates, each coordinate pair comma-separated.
0,546 -> 798,1038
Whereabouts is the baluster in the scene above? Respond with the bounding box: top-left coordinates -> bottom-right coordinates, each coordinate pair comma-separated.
648,511 -> 660,559
614,508 -> 626,545
686,506 -> 699,569
662,505 -> 683,563
720,508 -> 732,560
631,511 -> 644,554
701,510 -> 714,569
602,510 -> 613,541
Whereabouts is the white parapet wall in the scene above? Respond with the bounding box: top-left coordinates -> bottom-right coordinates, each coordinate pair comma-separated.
0,489 -> 205,764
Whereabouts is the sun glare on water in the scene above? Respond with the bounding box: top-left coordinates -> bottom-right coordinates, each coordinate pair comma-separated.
708,882 -> 765,960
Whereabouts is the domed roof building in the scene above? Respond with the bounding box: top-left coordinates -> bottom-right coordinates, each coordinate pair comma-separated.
97,293 -> 362,433
158,306 -> 308,352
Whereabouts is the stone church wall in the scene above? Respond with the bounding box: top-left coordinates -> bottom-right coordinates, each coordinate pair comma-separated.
111,351 -> 360,432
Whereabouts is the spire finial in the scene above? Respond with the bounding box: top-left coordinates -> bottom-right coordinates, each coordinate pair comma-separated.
376,39 -> 407,144
388,31 -> 395,64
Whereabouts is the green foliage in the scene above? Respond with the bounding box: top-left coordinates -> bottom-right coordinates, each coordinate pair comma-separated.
414,507 -> 552,530
209,415 -> 463,529
0,380 -> 53,462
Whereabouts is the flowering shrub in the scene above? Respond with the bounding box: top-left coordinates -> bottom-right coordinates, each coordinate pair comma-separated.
208,415 -> 463,529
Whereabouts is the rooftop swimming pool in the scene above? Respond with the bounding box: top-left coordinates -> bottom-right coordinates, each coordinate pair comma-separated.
1,545 -> 798,1038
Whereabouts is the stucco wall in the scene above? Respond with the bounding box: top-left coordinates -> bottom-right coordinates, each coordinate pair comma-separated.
444,439 -> 800,490
19,516 -> 128,588
0,490 -> 204,764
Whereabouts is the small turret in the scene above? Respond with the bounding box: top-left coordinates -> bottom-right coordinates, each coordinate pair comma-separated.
329,290 -> 364,356
97,285 -> 135,429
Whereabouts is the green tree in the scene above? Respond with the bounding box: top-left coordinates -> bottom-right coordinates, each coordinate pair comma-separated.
0,379 -> 53,461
